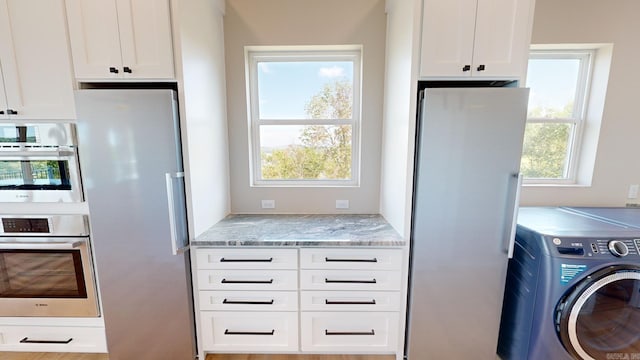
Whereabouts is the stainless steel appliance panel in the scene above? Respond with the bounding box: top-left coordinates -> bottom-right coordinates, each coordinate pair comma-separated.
406,88 -> 529,359
74,89 -> 195,360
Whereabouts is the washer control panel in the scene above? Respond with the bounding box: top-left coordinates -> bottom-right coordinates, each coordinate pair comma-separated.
549,237 -> 640,258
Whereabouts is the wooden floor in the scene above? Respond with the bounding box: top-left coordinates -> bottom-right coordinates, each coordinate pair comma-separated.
0,354 -> 394,360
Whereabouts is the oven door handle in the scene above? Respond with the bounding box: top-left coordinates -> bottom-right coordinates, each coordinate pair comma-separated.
0,239 -> 86,250
0,150 -> 75,157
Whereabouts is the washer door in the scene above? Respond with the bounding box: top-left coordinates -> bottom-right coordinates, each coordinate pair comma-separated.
556,265 -> 640,360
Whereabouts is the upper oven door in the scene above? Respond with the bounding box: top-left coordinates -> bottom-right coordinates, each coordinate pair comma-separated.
0,123 -> 82,202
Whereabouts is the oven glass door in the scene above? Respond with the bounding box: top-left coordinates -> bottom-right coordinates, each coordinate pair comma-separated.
0,159 -> 72,190
0,249 -> 87,298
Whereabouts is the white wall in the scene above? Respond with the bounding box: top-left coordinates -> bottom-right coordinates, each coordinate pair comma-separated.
379,0 -> 421,238
173,0 -> 230,237
519,0 -> 640,206
224,0 -> 386,214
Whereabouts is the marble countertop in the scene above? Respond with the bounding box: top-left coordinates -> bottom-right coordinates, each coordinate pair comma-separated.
192,214 -> 405,247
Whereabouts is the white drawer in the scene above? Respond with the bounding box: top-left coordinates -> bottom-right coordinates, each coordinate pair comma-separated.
300,312 -> 398,351
199,290 -> 298,311
196,248 -> 297,270
201,311 -> 298,351
0,325 -> 107,353
300,291 -> 400,311
300,248 -> 402,270
300,270 -> 402,291
197,269 -> 298,290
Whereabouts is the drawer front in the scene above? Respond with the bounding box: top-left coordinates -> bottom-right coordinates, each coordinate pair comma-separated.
199,291 -> 298,311
300,312 -> 398,351
201,311 -> 298,351
197,269 -> 298,290
0,326 -> 107,353
300,270 -> 401,291
196,248 -> 297,270
300,291 -> 400,311
300,248 -> 403,270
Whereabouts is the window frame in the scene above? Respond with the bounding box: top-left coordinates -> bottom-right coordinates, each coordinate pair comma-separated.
523,49 -> 595,185
245,46 -> 362,187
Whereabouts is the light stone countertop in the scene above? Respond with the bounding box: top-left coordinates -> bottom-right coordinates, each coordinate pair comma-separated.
192,214 -> 405,247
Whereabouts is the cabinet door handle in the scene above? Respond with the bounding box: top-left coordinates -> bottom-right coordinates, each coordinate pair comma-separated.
224,329 -> 274,335
0,110 -> 5,115
325,257 -> 377,263
123,66 -> 132,73
221,278 -> 274,284
477,64 -> 486,71
325,299 -> 376,305
220,257 -> 273,263
462,65 -> 471,72
325,278 -> 377,284
20,337 -> 73,344
223,298 -> 274,305
7,109 -> 17,115
325,329 -> 375,336
109,67 -> 119,74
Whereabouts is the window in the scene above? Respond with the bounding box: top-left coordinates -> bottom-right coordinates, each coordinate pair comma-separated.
245,46 -> 362,186
521,50 -> 594,183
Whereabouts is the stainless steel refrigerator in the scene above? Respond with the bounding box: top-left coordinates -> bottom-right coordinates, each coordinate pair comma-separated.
74,89 -> 195,360
405,87 -> 529,359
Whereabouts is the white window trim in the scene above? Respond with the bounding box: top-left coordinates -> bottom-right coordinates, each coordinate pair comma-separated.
245,46 -> 362,187
523,49 -> 595,185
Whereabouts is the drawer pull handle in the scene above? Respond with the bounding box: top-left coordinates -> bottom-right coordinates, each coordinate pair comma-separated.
325,299 -> 376,305
223,298 -> 275,305
221,278 -> 274,284
325,257 -> 378,263
325,278 -> 377,284
220,257 -> 273,262
325,329 -> 375,336
20,337 -> 73,344
224,329 -> 275,336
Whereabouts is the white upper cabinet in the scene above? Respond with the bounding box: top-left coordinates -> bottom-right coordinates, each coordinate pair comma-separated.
66,0 -> 175,80
0,0 -> 76,120
420,0 -> 534,79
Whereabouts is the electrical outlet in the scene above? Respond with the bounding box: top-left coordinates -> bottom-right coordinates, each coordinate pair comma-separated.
628,184 -> 639,199
336,200 -> 349,209
261,200 -> 275,209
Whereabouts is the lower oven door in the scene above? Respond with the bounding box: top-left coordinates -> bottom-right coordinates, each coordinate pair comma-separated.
0,238 -> 99,317
0,150 -> 83,202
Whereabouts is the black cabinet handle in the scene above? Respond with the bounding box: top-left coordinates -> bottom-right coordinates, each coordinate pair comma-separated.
223,298 -> 274,305
325,278 -> 377,284
325,299 -> 376,305
477,64 -> 486,71
123,66 -> 132,73
220,257 -> 273,262
325,257 -> 377,263
20,337 -> 73,344
224,329 -> 274,335
109,67 -> 119,74
7,109 -> 17,115
325,329 -> 375,336
462,65 -> 471,72
0,110 -> 4,115
221,278 -> 274,284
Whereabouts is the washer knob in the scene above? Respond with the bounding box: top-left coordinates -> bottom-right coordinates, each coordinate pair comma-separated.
608,240 -> 629,257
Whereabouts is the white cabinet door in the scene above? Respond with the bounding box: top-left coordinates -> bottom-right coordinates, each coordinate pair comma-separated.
66,0 -> 174,80
420,0 -> 533,79
419,0 -> 477,77
116,0 -> 174,79
0,0 -> 76,119
472,0 -> 533,78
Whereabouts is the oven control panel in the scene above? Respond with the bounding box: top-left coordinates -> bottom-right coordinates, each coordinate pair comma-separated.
1,218 -> 50,233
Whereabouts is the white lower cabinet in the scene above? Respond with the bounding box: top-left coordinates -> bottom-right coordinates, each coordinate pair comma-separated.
300,312 -> 399,351
0,325 -> 107,353
200,311 -> 298,351
194,247 -> 404,355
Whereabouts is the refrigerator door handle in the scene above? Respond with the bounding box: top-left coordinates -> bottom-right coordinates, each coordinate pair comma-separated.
165,172 -> 188,255
504,173 -> 523,259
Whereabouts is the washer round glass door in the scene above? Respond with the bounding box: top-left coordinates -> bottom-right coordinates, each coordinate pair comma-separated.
556,266 -> 640,360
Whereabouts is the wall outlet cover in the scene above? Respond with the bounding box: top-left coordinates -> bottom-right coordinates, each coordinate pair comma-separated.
336,200 -> 349,209
261,200 -> 275,209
